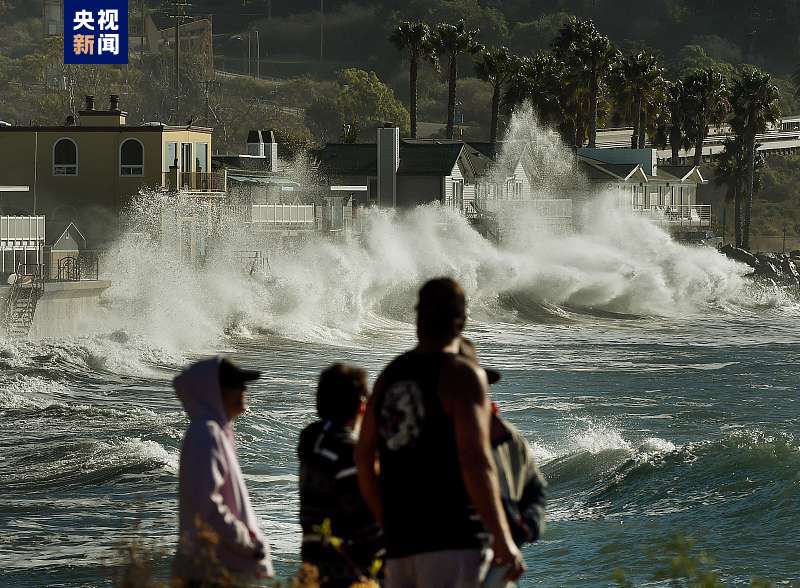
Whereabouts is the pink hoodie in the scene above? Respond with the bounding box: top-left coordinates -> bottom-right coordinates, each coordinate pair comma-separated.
172,357 -> 273,583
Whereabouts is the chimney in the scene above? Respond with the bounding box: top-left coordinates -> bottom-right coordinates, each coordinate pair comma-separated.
84,95 -> 95,111
377,124 -> 400,208
109,94 -> 120,112
246,130 -> 265,156
262,129 -> 278,173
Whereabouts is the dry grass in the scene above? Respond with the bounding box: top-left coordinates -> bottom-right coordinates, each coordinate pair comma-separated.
111,540 -> 378,588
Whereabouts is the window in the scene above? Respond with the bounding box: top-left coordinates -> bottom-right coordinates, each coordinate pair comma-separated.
453,180 -> 464,210
120,139 -> 144,176
195,142 -> 208,173
53,138 -> 77,176
164,142 -> 177,171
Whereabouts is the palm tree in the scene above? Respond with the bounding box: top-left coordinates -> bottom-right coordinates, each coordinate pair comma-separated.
716,137 -> 746,247
390,21 -> 437,139
506,51 -> 580,145
612,51 -> 664,149
716,136 -> 766,247
552,17 -> 617,148
474,46 -> 522,145
730,66 -> 781,250
434,20 -> 481,140
641,74 -> 669,150
666,80 -> 688,165
682,68 -> 729,167
792,64 -> 800,100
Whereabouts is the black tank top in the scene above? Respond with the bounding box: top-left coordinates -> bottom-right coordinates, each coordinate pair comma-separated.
375,351 -> 486,557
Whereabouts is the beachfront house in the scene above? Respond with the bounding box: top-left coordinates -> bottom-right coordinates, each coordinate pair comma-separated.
313,126 -> 471,212
313,128 -> 572,232
461,141 -> 573,234
578,148 -> 710,238
213,130 -> 354,238
0,95 -> 225,247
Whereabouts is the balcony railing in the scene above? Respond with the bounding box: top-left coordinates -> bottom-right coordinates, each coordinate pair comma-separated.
471,198 -> 573,219
632,204 -> 712,227
0,216 -> 46,245
162,170 -> 227,196
251,204 -> 315,225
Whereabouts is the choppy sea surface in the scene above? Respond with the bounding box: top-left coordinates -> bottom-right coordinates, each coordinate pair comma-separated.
1,287 -> 798,587
0,222 -> 800,587
1,123 -> 799,585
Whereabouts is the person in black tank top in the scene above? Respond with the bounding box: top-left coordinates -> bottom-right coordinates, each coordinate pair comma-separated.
355,278 -> 525,588
375,350 -> 486,557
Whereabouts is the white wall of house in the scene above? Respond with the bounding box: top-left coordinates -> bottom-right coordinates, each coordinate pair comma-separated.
443,161 -> 465,211
596,180 -> 699,210
463,183 -> 476,212
513,161 -> 532,200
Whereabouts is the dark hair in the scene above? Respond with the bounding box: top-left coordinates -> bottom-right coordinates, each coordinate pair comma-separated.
316,363 -> 368,424
416,277 -> 467,339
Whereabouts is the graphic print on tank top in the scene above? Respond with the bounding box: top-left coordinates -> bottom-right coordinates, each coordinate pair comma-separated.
379,380 -> 426,451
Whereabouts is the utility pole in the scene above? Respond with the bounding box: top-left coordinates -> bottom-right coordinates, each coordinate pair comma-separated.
319,0 -> 324,62
783,223 -> 787,254
203,79 -> 219,127
721,205 -> 727,246
140,0 -> 146,63
170,0 -> 192,122
255,30 -> 260,79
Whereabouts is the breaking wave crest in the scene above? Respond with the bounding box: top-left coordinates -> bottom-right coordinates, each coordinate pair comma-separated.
88,196 -> 792,352
540,425 -> 800,522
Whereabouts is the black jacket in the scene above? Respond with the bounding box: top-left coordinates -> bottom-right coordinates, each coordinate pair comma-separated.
298,420 -> 382,586
491,416 -> 547,546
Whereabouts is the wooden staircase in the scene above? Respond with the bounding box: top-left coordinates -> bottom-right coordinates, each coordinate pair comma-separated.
2,265 -> 44,338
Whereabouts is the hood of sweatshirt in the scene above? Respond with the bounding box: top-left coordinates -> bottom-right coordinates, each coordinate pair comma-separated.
174,356 -> 229,429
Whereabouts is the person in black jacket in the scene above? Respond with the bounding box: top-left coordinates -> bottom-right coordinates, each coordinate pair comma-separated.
298,363 -> 383,587
489,405 -> 547,547
459,339 -> 547,547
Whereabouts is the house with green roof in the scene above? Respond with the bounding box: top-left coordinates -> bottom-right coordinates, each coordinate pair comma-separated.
578,148 -> 711,238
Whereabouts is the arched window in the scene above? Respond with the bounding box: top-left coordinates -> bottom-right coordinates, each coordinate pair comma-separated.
120,138 -> 144,176
53,138 -> 78,176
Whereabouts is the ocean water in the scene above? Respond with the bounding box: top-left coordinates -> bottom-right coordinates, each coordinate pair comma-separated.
2,113 -> 799,587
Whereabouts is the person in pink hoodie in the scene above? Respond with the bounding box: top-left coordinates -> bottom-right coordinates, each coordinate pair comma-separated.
172,356 -> 273,586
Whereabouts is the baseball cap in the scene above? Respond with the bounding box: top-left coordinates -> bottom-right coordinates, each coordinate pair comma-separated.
219,357 -> 261,388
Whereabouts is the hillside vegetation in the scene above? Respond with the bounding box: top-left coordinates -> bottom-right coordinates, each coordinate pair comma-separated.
0,0 -> 798,247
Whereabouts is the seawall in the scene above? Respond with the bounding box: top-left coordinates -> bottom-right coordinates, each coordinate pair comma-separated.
0,280 -> 111,338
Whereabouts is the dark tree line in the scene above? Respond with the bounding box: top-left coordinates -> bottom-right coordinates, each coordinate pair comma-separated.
391,16 -> 782,251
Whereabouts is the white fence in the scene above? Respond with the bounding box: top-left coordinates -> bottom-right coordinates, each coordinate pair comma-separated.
479,198 -> 573,218
632,205 -> 712,227
251,204 -> 315,225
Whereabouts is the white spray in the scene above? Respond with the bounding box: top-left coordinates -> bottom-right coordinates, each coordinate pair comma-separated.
92,108 -> 763,351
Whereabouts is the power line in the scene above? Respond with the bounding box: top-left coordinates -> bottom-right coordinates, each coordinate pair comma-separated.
167,0 -> 192,121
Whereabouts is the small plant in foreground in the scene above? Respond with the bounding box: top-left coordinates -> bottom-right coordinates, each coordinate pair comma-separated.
613,534 -> 776,588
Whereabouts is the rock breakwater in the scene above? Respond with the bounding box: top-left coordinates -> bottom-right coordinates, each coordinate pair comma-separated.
720,245 -> 800,287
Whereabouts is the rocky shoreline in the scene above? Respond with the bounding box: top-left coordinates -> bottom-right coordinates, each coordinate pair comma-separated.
721,245 -> 800,287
